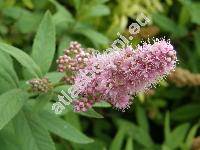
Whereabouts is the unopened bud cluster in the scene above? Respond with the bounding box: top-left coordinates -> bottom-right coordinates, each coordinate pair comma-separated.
61,76 -> 75,84
28,78 -> 52,93
56,41 -> 91,84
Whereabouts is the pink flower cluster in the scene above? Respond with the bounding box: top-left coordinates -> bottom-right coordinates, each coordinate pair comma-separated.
73,39 -> 177,111
73,98 -> 94,112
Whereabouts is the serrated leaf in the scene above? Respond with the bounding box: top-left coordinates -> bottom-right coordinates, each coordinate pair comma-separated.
0,42 -> 42,77
0,89 -> 28,130
38,111 -> 94,144
32,11 -> 56,74
13,111 -> 56,150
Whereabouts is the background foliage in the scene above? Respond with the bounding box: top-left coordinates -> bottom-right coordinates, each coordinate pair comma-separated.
0,0 -> 200,150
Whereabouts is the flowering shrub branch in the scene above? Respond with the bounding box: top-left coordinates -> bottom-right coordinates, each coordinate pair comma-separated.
28,39 -> 177,112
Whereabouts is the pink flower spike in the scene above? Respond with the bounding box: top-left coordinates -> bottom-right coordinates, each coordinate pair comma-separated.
73,38 -> 177,111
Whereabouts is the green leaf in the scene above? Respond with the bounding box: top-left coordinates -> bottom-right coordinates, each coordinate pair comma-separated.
125,137 -> 133,150
162,145 -> 171,150
178,6 -> 190,26
185,123 -> 199,149
0,89 -> 28,130
165,123 -> 190,149
0,121 -> 20,150
0,51 -> 19,93
22,0 -> 34,9
179,1 -> 200,25
88,4 -> 110,17
136,104 -> 149,132
130,126 -> 154,148
13,111 -> 56,150
72,0 -> 80,11
0,67 -> 17,90
80,28 -> 108,47
0,51 -> 19,86
3,7 -> 41,33
80,4 -> 110,19
171,104 -> 200,121
116,119 -> 154,148
0,42 -> 42,77
78,108 -> 104,118
74,24 -> 109,47
153,13 -> 187,38
38,111 -> 94,144
64,111 -> 81,130
45,72 -> 64,84
49,0 -> 74,25
0,131 -> 20,150
58,35 -> 72,56
32,92 -> 53,113
110,128 -> 126,150
2,7 -> 27,19
164,112 -> 170,141
15,12 -> 41,34
153,13 -> 176,33
188,2 -> 200,25
93,101 -> 111,108
32,11 -> 56,74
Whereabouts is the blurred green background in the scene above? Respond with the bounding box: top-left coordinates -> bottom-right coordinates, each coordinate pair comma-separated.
0,0 -> 200,150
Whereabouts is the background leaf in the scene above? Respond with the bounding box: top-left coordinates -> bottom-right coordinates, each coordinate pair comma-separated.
31,11 -> 56,74
38,111 -> 94,144
0,42 -> 42,77
13,110 -> 56,150
0,89 -> 28,130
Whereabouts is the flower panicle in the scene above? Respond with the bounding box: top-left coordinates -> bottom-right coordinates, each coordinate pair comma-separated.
73,38 -> 177,112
